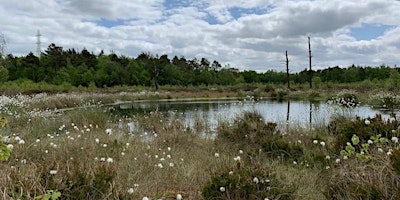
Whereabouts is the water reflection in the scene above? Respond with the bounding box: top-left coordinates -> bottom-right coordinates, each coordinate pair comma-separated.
111,99 -> 393,130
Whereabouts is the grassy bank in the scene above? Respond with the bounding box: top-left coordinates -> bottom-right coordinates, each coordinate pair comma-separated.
0,79 -> 397,103
1,90 -> 400,199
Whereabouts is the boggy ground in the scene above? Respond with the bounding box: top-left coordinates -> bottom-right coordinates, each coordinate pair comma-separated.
1,90 -> 400,199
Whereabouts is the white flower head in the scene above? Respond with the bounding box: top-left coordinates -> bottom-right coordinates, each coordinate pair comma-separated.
214,153 -> 220,158
313,140 -> 318,144
106,128 -> 112,135
6,144 -> 13,150
50,170 -> 58,175
233,156 -> 241,162
176,194 -> 183,200
127,188 -> 135,194
253,177 -> 259,184
106,157 -> 113,163
320,141 -> 326,147
14,136 -> 21,141
325,155 -> 331,160
220,187 -> 226,192
392,137 -> 399,143
365,119 -> 371,125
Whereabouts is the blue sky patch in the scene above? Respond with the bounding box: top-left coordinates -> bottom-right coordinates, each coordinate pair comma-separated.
163,0 -> 191,9
95,18 -> 126,28
350,23 -> 393,41
229,6 -> 274,20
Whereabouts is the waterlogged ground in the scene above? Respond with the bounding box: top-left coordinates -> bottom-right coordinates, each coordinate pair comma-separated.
1,91 -> 400,199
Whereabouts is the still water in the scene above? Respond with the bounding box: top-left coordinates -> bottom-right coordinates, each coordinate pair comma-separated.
112,98 -> 393,130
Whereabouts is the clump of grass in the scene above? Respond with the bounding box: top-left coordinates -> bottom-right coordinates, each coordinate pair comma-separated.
216,111 -> 278,152
326,154 -> 400,199
202,164 -> 295,200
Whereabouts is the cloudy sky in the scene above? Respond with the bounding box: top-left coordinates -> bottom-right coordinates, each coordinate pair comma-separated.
0,0 -> 399,72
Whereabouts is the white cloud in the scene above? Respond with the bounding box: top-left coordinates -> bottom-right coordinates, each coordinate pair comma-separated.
0,0 -> 399,72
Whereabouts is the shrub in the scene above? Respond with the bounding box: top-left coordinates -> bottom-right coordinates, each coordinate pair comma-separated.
327,90 -> 359,108
328,115 -> 399,152
216,111 -> 278,153
262,135 -> 303,159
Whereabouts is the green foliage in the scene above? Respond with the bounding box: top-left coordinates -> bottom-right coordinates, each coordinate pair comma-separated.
0,143 -> 12,161
216,111 -> 278,153
2,42 -> 400,90
328,114 -> 399,152
0,116 -> 11,161
270,88 -> 289,100
0,65 -> 9,83
388,68 -> 400,91
34,190 -> 61,200
369,92 -> 400,112
262,135 -> 303,159
327,90 -> 359,108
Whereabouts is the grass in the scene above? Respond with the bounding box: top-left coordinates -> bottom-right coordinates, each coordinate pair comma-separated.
1,91 -> 400,199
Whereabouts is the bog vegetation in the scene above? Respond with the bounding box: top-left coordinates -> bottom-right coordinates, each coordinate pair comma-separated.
1,45 -> 400,199
1,90 -> 400,199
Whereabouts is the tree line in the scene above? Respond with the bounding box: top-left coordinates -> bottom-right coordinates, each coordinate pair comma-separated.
0,43 -> 398,88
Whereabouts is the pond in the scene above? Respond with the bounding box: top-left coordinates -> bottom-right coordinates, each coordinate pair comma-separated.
110,98 -> 395,132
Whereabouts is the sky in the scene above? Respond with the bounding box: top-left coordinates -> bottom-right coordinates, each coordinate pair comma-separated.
0,0 -> 399,72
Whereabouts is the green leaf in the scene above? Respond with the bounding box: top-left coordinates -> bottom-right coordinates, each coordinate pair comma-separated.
0,116 -> 7,128
34,190 -> 61,200
340,150 -> 349,157
0,143 -> 11,161
351,134 -> 360,145
345,145 -> 355,154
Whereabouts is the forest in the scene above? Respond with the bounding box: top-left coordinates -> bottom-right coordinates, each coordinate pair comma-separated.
0,43 -> 398,88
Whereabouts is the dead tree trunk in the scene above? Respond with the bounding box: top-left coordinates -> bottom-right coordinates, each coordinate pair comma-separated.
286,50 -> 290,90
308,37 -> 312,89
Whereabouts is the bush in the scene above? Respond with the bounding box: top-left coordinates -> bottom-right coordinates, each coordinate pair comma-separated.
328,115 -> 399,152
216,111 -> 278,153
262,135 -> 303,159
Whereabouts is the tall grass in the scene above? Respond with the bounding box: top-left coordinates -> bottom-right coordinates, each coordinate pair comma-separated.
2,92 -> 400,199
